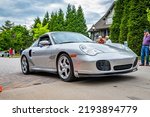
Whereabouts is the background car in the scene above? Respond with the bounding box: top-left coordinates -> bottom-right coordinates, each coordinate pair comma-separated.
0,51 -> 9,57
21,32 -> 138,82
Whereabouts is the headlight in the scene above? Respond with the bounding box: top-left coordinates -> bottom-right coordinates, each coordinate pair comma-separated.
122,45 -> 132,51
79,45 -> 102,56
116,44 -> 132,51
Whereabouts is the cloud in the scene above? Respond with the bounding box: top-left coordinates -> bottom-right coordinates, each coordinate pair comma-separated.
98,0 -> 113,5
14,1 -> 31,9
0,0 -> 114,29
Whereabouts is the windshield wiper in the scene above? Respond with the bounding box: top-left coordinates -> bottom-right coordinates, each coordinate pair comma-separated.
59,41 -> 95,44
59,41 -> 77,44
82,41 -> 95,43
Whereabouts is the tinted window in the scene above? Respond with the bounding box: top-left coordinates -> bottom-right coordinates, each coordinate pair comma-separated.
51,32 -> 92,44
38,35 -> 51,46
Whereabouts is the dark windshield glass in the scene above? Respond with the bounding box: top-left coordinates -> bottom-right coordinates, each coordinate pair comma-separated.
51,32 -> 92,44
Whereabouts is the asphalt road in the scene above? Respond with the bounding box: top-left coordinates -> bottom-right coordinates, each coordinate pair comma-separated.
0,57 -> 150,100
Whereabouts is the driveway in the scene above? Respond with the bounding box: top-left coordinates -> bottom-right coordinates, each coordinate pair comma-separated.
0,58 -> 150,100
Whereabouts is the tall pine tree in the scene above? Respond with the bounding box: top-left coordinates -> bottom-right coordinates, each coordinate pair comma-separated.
42,11 -> 49,26
110,0 -> 124,43
65,4 -> 77,32
0,20 -> 14,31
48,12 -> 55,31
76,6 -> 88,36
56,9 -> 65,31
147,8 -> 150,23
119,0 -> 130,44
49,12 -> 58,31
33,17 -> 41,28
127,0 -> 150,55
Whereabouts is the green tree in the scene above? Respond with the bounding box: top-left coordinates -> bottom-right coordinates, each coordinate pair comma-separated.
42,11 -> 49,26
33,17 -> 41,28
110,0 -> 124,43
65,4 -> 77,32
11,25 -> 33,51
65,4 -> 72,31
32,4 -> 88,36
56,9 -> 65,31
0,30 -> 12,50
147,8 -> 150,23
48,12 -> 57,31
0,23 -> 33,51
0,20 -> 14,50
76,5 -> 88,36
0,20 -> 14,31
49,9 -> 65,31
33,23 -> 49,39
127,0 -> 150,55
119,0 -> 130,44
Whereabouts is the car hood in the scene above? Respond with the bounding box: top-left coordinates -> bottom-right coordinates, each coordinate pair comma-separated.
85,43 -> 124,53
59,42 -> 131,53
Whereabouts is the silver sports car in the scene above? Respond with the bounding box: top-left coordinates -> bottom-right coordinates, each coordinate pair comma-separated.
21,32 -> 138,82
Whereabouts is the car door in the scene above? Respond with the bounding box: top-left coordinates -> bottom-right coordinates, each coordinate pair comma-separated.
31,34 -> 52,68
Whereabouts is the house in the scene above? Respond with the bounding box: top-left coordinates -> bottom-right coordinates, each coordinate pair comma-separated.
89,2 -> 114,40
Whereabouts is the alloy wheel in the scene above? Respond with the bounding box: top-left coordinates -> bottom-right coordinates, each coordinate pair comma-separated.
58,55 -> 71,80
21,56 -> 29,74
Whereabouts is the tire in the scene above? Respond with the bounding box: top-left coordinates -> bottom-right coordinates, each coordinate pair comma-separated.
21,56 -> 30,74
57,53 -> 75,82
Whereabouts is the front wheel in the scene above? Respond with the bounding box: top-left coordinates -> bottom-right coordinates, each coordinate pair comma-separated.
21,56 -> 30,74
57,54 -> 75,82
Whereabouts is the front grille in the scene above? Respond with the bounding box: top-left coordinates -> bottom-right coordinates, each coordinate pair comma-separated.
133,57 -> 138,67
114,64 -> 132,71
96,60 -> 111,71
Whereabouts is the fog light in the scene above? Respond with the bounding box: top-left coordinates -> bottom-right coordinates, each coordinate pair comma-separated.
96,60 -> 111,71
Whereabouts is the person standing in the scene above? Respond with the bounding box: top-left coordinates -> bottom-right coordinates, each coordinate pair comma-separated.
9,48 -> 13,57
13,49 -> 15,56
20,48 -> 23,55
105,36 -> 112,44
140,29 -> 150,66
97,36 -> 105,44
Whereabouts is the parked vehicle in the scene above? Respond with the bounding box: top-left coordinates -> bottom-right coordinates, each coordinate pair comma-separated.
0,51 -> 9,57
21,32 -> 138,82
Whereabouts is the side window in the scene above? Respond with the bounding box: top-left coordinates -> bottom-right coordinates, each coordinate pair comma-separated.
38,35 -> 51,47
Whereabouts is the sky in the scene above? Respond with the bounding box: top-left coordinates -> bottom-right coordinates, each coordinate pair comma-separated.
0,0 -> 114,30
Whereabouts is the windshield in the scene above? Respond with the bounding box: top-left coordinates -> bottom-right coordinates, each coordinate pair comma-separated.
51,32 -> 92,44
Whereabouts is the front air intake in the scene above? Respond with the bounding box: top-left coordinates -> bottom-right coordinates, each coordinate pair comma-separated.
114,64 -> 132,71
96,60 -> 111,71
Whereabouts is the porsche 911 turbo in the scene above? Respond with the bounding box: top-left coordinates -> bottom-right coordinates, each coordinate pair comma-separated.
21,32 -> 138,81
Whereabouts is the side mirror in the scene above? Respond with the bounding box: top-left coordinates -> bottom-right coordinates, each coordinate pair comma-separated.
39,40 -> 51,47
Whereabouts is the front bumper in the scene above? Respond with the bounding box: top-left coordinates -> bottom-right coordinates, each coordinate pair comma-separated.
72,53 -> 138,77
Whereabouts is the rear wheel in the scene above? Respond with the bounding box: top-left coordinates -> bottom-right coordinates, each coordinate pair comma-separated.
21,56 -> 30,74
57,53 -> 75,82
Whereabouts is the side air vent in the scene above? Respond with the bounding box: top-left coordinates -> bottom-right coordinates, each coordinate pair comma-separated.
114,64 -> 132,71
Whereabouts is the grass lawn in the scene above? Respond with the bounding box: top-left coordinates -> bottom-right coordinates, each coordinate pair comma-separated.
8,53 -> 21,58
